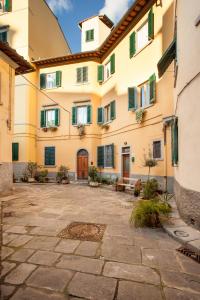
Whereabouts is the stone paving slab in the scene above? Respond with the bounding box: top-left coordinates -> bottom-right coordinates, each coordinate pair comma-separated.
103,262 -> 160,285
9,248 -> 35,262
8,234 -> 33,247
68,272 -> 117,300
26,266 -> 74,292
3,233 -> 19,245
117,280 -> 163,300
142,248 -> 181,271
177,253 -> 200,276
28,250 -> 61,266
1,284 -> 16,298
160,270 -> 200,294
101,242 -> 141,264
164,287 -> 200,300
4,263 -> 36,285
24,236 -> 60,250
2,246 -> 15,260
75,241 -> 99,257
10,287 -> 69,300
1,261 -> 16,277
5,225 -> 28,234
56,255 -> 104,274
55,239 -> 80,254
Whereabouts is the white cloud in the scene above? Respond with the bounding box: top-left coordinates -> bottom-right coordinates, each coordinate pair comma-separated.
47,0 -> 72,14
99,0 -> 133,23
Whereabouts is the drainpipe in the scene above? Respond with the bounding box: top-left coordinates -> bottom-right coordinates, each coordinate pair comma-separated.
163,123 -> 168,192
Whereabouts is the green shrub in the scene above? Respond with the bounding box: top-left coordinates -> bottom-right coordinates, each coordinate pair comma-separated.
88,166 -> 98,182
130,199 -> 171,227
56,165 -> 70,183
143,179 -> 158,199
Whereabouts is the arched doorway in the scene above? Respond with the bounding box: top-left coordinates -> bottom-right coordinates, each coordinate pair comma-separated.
77,149 -> 88,179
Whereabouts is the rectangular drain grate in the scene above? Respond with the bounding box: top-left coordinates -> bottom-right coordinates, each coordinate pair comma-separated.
177,246 -> 200,263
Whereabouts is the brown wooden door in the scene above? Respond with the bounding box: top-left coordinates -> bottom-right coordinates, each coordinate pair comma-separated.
122,154 -> 130,178
77,150 -> 88,179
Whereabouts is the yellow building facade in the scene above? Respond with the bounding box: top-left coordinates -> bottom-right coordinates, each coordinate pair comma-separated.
0,0 -> 71,177
0,41 -> 33,194
26,0 -> 176,191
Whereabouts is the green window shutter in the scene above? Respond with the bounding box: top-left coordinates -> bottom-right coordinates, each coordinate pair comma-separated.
40,74 -> 46,89
129,31 -> 136,58
0,32 -> 7,42
128,87 -> 137,111
171,118 -> 178,166
98,65 -> 104,82
97,107 -> 104,124
5,0 -> 11,11
90,29 -> 94,40
87,105 -> 92,124
110,53 -> 115,74
56,71 -> 62,87
40,110 -> 46,128
149,73 -> 156,103
45,147 -> 55,166
110,100 -> 116,120
83,67 -> 88,82
72,107 -> 77,125
12,143 -> 19,161
148,8 -> 154,40
55,109 -> 60,126
111,144 -> 115,168
77,68 -> 82,83
97,146 -> 104,168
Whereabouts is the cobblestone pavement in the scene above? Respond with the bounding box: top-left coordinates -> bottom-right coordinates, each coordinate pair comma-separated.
1,184 -> 200,300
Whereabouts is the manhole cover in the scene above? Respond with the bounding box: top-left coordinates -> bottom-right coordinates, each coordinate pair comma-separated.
58,222 -> 106,242
174,230 -> 189,238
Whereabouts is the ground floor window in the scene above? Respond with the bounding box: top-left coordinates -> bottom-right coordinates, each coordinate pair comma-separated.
12,143 -> 19,161
97,144 -> 114,168
152,140 -> 162,160
45,147 -> 55,166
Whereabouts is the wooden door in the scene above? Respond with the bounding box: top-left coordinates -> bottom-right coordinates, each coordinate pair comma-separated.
77,150 -> 88,179
122,154 -> 130,178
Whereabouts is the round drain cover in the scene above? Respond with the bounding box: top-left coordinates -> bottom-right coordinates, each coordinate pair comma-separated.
174,230 -> 189,237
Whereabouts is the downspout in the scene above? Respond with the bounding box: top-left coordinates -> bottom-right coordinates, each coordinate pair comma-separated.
163,123 -> 168,192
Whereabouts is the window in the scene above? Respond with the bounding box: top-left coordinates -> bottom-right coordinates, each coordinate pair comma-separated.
104,104 -> 111,123
77,106 -> 87,124
46,73 -> 56,89
77,67 -> 88,83
153,140 -> 162,160
104,61 -> 111,81
40,109 -> 60,128
72,105 -> 91,125
0,0 -> 12,12
0,29 -> 7,42
45,147 -> 55,166
40,71 -> 62,90
12,143 -> 19,161
97,101 -> 116,124
97,54 -> 115,83
86,29 -> 94,42
129,9 -> 154,58
97,144 -> 114,168
137,21 -> 149,51
139,81 -> 150,108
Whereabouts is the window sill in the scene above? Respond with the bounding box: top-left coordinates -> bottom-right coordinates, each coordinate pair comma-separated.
74,82 -> 90,86
153,158 -> 164,161
73,124 -> 90,127
133,39 -> 153,58
41,87 -> 60,91
137,104 -> 154,111
44,165 -> 57,168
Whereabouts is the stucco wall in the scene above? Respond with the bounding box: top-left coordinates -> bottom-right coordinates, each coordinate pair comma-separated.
174,0 -> 200,227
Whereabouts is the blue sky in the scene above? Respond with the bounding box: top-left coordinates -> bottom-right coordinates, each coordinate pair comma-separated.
46,0 -> 133,53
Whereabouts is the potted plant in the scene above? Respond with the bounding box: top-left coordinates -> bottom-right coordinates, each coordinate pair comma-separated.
136,109 -> 145,124
36,169 -> 48,183
88,166 -> 99,187
144,149 -> 157,181
56,165 -> 70,184
77,124 -> 85,137
26,162 -> 37,183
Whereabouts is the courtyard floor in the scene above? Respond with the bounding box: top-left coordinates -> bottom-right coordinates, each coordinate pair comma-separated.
1,183 -> 200,300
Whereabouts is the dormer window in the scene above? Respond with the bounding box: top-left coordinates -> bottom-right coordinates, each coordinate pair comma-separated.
0,0 -> 12,12
86,29 -> 94,42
